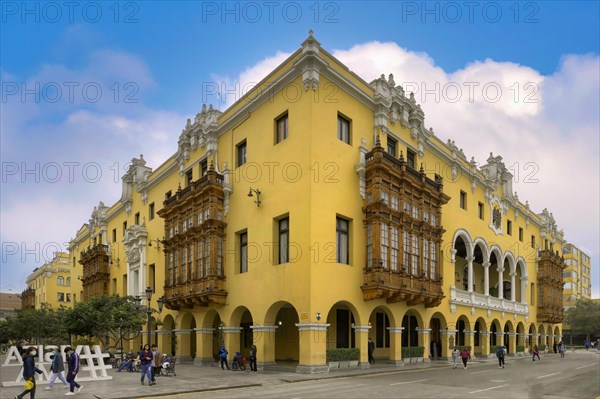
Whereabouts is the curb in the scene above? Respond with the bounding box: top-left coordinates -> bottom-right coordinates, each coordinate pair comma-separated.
92,383 -> 262,399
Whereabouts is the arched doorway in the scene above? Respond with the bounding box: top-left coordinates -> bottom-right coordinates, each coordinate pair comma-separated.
517,322 -> 525,350
489,250 -> 500,297
453,235 -> 470,290
326,302 -> 359,349
528,324 -> 537,350
229,306 -> 254,356
428,312 -> 446,359
474,317 -> 487,355
473,242 -> 486,294
368,306 -> 395,362
401,310 -> 421,350
490,320 -> 501,347
180,312 -> 197,362
161,314 -> 175,357
264,301 -> 300,366
456,315 -> 470,347
503,321 -> 513,353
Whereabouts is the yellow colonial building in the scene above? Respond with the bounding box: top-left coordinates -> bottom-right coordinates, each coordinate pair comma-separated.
22,252 -> 73,310
64,32 -> 566,372
562,244 -> 592,310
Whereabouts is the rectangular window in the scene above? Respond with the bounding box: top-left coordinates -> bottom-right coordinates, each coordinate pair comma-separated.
531,235 -> 536,249
391,227 -> 399,272
196,240 -> 203,278
478,202 -> 484,220
519,227 -> 523,242
181,247 -> 187,283
507,220 -> 512,236
237,140 -> 247,167
122,221 -> 127,236
460,191 -> 467,210
387,136 -> 397,157
381,223 -> 389,269
173,250 -> 179,284
168,253 -> 173,286
336,217 -> 350,264
279,218 -> 289,264
240,232 -> 248,273
186,170 -> 193,186
149,203 -> 155,221
391,196 -> 399,210
411,234 -> 419,275
430,241 -> 437,279
135,212 -> 140,225
57,293 -> 64,302
66,293 -> 71,302
275,112 -> 288,143
366,224 -> 373,268
112,229 -> 117,243
217,237 -> 223,276
423,240 -> 429,277
200,159 -> 208,176
204,237 -> 210,277
337,114 -> 351,144
406,149 -> 416,169
403,231 -> 410,273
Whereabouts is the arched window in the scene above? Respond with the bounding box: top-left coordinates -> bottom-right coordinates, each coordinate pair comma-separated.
66,277 -> 71,286
57,276 -> 64,286
462,265 -> 469,291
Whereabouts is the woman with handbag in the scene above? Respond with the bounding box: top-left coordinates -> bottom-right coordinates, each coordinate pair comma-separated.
14,346 -> 42,399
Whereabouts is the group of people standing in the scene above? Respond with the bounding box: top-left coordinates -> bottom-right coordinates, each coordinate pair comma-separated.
218,344 -> 258,372
15,346 -> 82,399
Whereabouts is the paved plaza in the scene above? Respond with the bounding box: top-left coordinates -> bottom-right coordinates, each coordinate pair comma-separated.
1,351 -> 598,399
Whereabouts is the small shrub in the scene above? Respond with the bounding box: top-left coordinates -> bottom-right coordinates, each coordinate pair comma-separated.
326,348 -> 359,362
516,345 -> 525,352
538,344 -> 546,351
490,345 -> 499,354
402,346 -> 424,358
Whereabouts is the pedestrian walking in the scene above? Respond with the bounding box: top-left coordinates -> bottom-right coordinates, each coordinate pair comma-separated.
150,345 -> 160,382
558,341 -> 565,358
460,347 -> 471,369
249,344 -> 257,372
451,346 -> 460,369
138,344 -> 154,385
496,345 -> 506,368
219,345 -> 230,370
584,340 -> 590,351
14,346 -> 43,399
45,346 -> 69,390
368,337 -> 375,365
64,346 -> 83,396
532,344 -> 540,361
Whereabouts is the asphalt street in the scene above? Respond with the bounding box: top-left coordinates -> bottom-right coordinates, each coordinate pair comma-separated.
1,350 -> 598,399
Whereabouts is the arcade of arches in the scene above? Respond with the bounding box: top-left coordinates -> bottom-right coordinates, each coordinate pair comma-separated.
142,301 -> 561,372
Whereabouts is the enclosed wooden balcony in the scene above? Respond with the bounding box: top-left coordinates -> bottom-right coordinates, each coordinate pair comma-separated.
536,249 -> 565,323
158,168 -> 227,309
21,288 -> 36,309
361,143 -> 449,307
79,243 -> 110,300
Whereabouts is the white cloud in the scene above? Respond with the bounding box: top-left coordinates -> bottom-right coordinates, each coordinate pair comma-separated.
213,41 -> 600,298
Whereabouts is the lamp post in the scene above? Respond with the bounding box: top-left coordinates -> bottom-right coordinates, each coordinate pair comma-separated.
135,289 -> 165,347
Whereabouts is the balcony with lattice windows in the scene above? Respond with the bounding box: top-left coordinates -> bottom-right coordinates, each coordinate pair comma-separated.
537,249 -> 565,323
79,243 -> 110,300
21,288 -> 36,309
158,168 -> 227,309
360,143 -> 450,307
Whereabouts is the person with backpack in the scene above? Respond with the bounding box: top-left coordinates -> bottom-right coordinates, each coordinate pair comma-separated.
496,345 -> 506,368
219,345 -> 230,370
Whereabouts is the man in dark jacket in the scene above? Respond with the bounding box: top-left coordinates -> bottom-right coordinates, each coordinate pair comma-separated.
496,345 -> 506,368
45,346 -> 69,389
368,337 -> 375,365
65,346 -> 83,395
15,346 -> 42,399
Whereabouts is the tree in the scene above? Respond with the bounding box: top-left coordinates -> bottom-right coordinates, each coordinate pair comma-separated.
0,304 -> 69,345
564,299 -> 600,340
63,295 -> 146,350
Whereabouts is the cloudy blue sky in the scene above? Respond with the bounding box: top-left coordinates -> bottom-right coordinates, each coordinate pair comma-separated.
1,1 -> 599,297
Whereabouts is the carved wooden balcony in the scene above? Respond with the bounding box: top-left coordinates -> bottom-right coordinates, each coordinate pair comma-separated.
362,266 -> 444,307
537,249 -> 565,323
21,288 -> 36,309
163,277 -> 227,309
159,168 -> 228,309
79,243 -> 110,300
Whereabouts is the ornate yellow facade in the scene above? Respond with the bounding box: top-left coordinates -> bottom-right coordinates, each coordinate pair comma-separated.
59,33 -> 566,372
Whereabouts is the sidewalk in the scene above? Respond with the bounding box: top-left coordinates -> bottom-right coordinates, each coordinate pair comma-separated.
2,352 -> 596,399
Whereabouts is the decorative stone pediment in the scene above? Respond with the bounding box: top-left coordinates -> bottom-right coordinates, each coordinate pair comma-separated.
88,201 -> 108,232
176,104 -> 222,174
123,224 -> 148,266
488,195 -> 504,235
121,155 -> 152,209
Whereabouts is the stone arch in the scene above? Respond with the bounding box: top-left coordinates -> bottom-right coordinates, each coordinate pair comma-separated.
368,305 -> 396,362
516,322 -> 526,348
326,301 -> 361,349
265,301 -> 300,363
474,317 -> 487,353
472,238 -> 489,294
228,306 -> 254,356
503,320 -> 514,353
427,312 -> 447,359
453,230 -> 473,291
178,311 -> 197,361
489,246 -> 503,297
160,314 -> 176,357
455,314 -> 471,347
489,319 -> 501,347
400,308 -> 424,349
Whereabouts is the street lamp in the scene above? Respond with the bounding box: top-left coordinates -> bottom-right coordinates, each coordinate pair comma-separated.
145,287 -> 153,347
